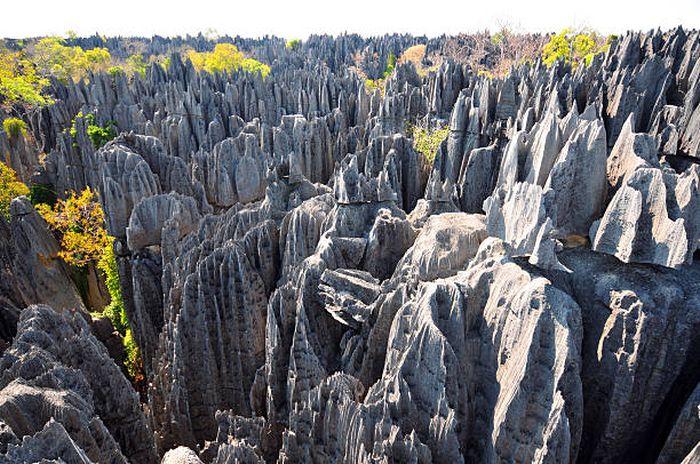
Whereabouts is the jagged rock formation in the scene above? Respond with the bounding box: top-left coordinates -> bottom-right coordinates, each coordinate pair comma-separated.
0,305 -> 157,463
1,27 -> 699,464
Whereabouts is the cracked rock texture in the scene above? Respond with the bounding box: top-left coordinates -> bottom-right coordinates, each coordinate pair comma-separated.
1,28 -> 699,464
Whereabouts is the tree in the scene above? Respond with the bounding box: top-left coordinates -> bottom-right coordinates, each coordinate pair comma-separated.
542,29 -> 572,66
126,54 -> 148,77
30,37 -> 113,83
37,186 -> 142,381
542,29 -> 608,68
187,43 -> 271,78
0,161 -> 29,218
36,187 -> 111,267
0,45 -> 53,109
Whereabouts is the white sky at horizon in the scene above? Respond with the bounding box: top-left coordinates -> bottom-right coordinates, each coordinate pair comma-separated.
2,0 -> 700,39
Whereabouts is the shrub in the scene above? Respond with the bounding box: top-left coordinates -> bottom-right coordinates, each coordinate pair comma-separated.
365,78 -> 384,95
2,117 -> 27,139
410,124 -> 449,164
97,238 -> 143,382
70,112 -> 116,149
363,53 -> 398,95
0,161 -> 29,218
36,187 -> 111,267
97,239 -> 127,333
383,52 -> 396,78
187,43 -> 271,78
286,39 -> 302,51
123,329 -> 143,382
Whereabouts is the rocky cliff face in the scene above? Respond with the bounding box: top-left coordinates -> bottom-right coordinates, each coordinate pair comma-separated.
1,28 -> 699,464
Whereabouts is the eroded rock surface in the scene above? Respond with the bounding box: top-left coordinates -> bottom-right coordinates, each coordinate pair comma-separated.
1,28 -> 699,464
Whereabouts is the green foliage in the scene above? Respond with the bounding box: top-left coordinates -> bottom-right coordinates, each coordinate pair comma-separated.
123,329 -> 142,381
542,29 -> 608,68
98,240 -> 127,333
97,239 -> 142,381
86,120 -> 116,148
363,53 -> 398,95
2,117 -> 27,139
491,30 -> 506,46
38,184 -> 143,381
0,46 -> 53,108
410,124 -> 449,164
161,56 -> 172,70
30,37 -> 112,83
365,78 -> 384,95
70,112 -> 116,149
29,183 -> 57,207
542,30 -> 572,67
383,52 -> 396,78
125,54 -> 148,77
108,66 -> 125,77
187,43 -> 271,78
286,39 -> 302,50
0,161 -> 29,218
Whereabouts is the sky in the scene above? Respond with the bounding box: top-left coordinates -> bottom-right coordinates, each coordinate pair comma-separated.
2,0 -> 700,39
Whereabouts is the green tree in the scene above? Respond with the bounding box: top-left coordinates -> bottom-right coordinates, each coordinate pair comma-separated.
542,29 -> 608,68
542,29 -> 572,66
126,54 -> 148,77
383,52 -> 396,78
0,45 -> 53,108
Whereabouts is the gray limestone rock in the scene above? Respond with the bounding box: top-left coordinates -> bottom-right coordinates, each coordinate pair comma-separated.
3,28 -> 700,464
560,249 -> 700,464
0,305 -> 157,463
161,446 -> 204,464
591,167 -> 689,268
2,197 -> 85,314
126,193 -> 201,251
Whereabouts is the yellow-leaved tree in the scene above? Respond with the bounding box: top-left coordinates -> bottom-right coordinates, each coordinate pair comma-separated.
30,37 -> 112,83
37,187 -> 143,382
187,43 -> 271,78
36,187 -> 110,266
0,161 -> 29,218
